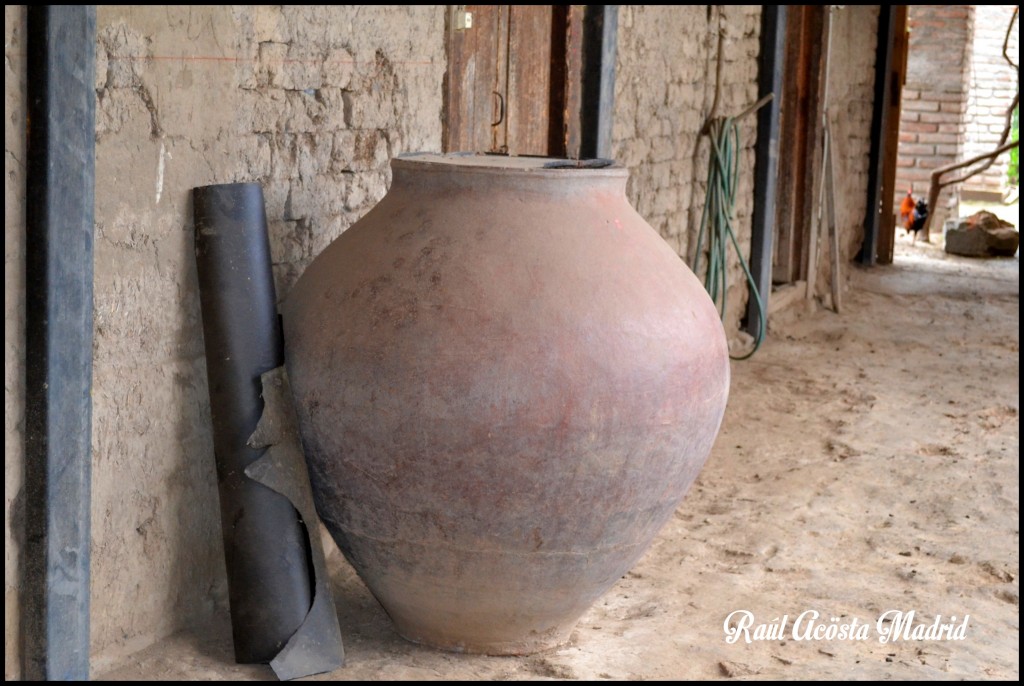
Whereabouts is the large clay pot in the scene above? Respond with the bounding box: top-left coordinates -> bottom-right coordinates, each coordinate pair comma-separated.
283,153 -> 729,655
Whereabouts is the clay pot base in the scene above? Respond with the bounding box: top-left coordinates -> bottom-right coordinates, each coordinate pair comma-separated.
393,618 -> 573,656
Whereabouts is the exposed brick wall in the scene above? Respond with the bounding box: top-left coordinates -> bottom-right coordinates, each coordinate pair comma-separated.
962,4 -> 1019,197
614,5 -> 879,329
894,5 -> 973,227
896,5 -> 1019,218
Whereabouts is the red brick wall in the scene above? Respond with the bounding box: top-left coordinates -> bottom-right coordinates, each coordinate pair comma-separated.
894,5 -> 973,226
962,5 -> 1019,197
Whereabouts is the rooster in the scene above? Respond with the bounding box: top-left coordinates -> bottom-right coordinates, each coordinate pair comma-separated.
899,190 -> 929,244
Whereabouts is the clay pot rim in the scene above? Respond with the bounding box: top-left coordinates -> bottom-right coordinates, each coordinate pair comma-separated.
394,152 -> 629,179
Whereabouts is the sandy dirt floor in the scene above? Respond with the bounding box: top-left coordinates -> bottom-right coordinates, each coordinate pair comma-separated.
96,235 -> 1019,681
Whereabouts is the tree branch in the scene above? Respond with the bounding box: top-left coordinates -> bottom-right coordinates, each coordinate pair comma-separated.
923,136 -> 1019,236
1003,7 -> 1019,73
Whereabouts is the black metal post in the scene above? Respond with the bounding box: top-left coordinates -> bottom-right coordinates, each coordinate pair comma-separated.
861,6 -> 896,266
23,5 -> 96,681
580,5 -> 618,160
745,5 -> 786,340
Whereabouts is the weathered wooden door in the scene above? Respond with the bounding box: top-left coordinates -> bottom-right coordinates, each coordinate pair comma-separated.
445,5 -> 567,156
772,5 -> 826,284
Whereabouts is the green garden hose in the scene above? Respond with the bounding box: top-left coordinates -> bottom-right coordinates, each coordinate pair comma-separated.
694,116 -> 766,360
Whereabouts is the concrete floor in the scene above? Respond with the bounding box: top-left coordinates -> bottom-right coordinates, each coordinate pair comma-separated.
95,242 -> 1019,681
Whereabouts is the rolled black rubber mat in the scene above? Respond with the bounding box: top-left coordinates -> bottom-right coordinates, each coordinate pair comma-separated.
193,183 -> 343,679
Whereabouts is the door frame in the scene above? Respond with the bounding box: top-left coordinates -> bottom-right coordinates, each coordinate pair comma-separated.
861,5 -> 909,266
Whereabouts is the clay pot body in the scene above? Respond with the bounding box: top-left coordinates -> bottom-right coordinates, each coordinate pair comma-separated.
283,154 -> 730,655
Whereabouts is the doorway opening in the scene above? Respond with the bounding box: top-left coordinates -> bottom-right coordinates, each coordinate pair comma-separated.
890,5 -> 1019,263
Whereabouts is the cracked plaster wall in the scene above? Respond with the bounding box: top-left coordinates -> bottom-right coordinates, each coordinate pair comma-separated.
5,5 -> 27,679
813,6 -> 879,299
87,5 -> 445,666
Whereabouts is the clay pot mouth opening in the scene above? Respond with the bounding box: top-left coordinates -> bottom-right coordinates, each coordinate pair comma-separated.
474,153 -> 617,170
394,152 -> 626,178
538,157 -> 616,169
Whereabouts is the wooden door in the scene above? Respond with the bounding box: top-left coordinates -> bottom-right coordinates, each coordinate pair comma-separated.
773,5 -> 826,284
445,5 -> 567,157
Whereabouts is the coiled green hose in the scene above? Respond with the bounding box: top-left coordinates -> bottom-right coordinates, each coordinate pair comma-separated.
694,116 -> 766,361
